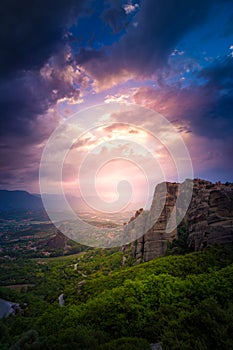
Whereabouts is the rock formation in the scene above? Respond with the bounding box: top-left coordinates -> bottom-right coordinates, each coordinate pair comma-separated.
41,231 -> 68,250
186,180 -> 233,250
123,179 -> 233,262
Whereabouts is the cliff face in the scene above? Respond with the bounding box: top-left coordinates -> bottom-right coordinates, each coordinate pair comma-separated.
124,179 -> 233,262
187,180 -> 233,251
128,182 -> 179,262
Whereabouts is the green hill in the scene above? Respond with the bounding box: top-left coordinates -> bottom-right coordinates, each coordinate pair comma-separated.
0,245 -> 233,349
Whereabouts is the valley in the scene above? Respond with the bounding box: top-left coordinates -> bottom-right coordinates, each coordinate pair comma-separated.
0,180 -> 233,349
0,209 -> 134,258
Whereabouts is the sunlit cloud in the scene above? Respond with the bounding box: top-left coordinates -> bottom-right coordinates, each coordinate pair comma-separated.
104,93 -> 131,104
123,2 -> 139,14
1,0 -> 233,193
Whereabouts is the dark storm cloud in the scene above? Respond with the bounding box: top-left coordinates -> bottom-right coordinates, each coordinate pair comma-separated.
191,57 -> 233,139
0,0 -> 87,79
78,0 -> 230,83
0,52 -> 82,139
0,131 -> 45,191
0,76 -> 48,138
134,56 -> 233,140
198,56 -> 233,89
0,0 -> 89,137
0,0 -> 90,189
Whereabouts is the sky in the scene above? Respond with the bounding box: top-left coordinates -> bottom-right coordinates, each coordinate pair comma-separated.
1,0 -> 233,203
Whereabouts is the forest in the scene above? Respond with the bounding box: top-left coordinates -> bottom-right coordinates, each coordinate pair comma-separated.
0,244 -> 233,349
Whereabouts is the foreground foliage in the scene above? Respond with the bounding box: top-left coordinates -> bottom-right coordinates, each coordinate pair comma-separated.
0,245 -> 233,349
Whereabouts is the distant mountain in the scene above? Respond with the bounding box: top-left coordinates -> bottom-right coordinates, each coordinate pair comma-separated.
0,188 -> 150,213
0,190 -> 43,211
40,193 -> 92,212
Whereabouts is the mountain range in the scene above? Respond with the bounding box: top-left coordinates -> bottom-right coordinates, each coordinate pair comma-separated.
0,190 -> 145,213
0,190 -> 43,211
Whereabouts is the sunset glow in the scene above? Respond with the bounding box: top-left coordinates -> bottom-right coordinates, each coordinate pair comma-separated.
0,0 -> 232,196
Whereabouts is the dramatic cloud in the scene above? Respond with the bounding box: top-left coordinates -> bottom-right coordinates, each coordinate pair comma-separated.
0,0 -> 88,79
132,56 -> 233,180
1,0 -> 233,191
0,0 -> 91,189
0,0 -> 90,137
78,0 -> 230,88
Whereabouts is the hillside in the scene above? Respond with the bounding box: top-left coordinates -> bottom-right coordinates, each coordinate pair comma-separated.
0,245 -> 233,349
0,190 -> 43,211
0,179 -> 233,349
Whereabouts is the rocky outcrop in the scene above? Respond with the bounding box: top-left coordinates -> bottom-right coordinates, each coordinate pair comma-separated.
130,182 -> 179,262
186,180 -> 233,250
123,179 -> 233,262
123,181 -> 181,262
45,231 -> 67,249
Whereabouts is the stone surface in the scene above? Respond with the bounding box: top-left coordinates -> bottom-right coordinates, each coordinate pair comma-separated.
186,180 -> 233,251
123,179 -> 233,262
77,279 -> 86,293
150,343 -> 163,350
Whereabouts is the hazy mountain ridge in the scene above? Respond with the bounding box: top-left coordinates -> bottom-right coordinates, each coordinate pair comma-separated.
0,190 -> 43,211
